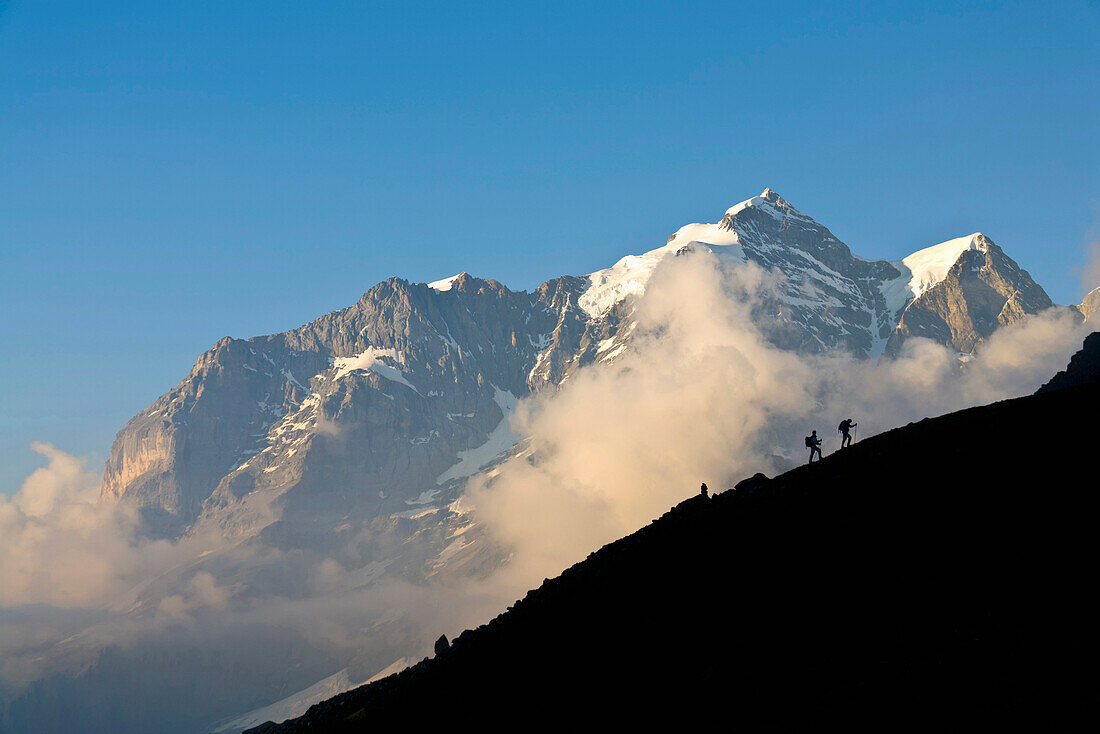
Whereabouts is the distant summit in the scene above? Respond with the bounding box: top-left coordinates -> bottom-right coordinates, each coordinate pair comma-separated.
579,192 -> 1052,358
717,187 -> 797,227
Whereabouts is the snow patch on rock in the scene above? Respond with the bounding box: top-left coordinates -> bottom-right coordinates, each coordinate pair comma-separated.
436,387 -> 520,484
212,669 -> 360,732
427,273 -> 464,292
332,348 -> 419,393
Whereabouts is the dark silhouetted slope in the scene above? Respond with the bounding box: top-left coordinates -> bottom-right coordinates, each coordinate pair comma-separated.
1038,330 -> 1100,393
246,338 -> 1097,733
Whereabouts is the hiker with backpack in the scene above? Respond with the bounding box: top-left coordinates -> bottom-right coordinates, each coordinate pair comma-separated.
838,418 -> 857,449
805,430 -> 823,463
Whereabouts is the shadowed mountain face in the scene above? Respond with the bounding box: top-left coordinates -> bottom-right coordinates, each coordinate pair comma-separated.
246,334 -> 1098,732
1039,330 -> 1100,392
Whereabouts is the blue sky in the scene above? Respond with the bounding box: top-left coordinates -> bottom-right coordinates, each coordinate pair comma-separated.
2,0 -> 1098,491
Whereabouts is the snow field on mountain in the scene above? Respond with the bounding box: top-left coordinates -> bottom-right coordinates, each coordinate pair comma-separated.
427,273 -> 463,291
332,348 -> 418,392
436,387 -> 520,484
901,233 -> 988,298
577,196 -> 760,318
214,655 -> 412,734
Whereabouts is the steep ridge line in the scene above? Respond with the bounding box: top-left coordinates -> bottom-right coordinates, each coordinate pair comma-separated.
246,336 -> 1097,732
1039,331 -> 1100,393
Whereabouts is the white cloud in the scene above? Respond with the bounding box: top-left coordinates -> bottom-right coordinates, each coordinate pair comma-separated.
0,443 -> 146,608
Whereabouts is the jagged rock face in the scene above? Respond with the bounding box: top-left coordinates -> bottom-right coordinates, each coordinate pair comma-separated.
885,235 -> 1052,355
102,338 -> 328,535
520,276 -> 603,391
1078,286 -> 1100,323
104,274 -> 589,539
709,188 -> 904,354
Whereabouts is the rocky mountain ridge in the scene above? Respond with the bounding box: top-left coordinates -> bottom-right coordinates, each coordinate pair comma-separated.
103,190 -> 1062,545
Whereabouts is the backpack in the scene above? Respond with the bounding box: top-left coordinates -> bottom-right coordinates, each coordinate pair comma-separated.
838,421 -> 846,432
805,436 -> 814,448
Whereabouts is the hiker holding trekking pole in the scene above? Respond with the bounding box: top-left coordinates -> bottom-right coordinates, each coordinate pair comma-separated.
838,418 -> 857,449
805,430 -> 823,463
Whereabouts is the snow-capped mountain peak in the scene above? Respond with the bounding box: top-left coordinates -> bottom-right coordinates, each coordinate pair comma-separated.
883,231 -> 1053,355
579,190 -> 848,322
578,190 -> 819,318
719,187 -> 799,228
898,232 -> 990,299
578,210 -> 751,318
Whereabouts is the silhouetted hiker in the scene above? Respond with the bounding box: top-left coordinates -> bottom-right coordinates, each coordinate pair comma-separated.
700,483 -> 709,498
838,418 -> 857,449
805,430 -> 823,463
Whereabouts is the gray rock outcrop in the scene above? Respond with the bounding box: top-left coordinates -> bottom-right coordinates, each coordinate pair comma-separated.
885,234 -> 1052,355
